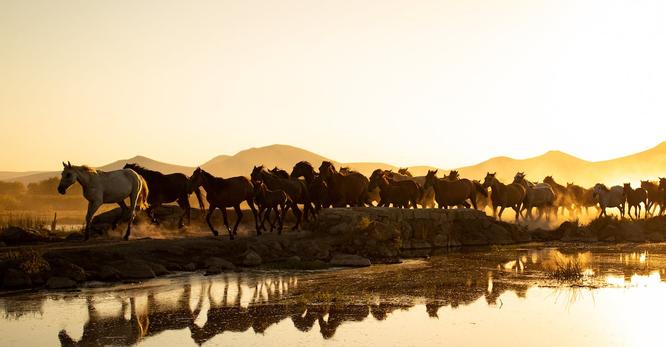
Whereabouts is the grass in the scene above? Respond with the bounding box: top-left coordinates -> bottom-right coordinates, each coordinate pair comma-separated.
542,250 -> 590,281
4,248 -> 50,275
0,212 -> 50,230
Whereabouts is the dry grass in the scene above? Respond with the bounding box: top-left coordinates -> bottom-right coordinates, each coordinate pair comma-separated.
0,212 -> 49,230
541,250 -> 590,280
4,248 -> 50,274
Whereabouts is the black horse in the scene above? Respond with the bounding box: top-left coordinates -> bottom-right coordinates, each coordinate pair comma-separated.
123,163 -> 205,227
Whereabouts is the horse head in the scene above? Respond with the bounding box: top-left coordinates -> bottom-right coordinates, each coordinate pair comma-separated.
482,172 -> 497,188
57,161 -> 76,195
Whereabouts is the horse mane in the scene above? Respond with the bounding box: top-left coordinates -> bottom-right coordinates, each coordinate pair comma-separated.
79,165 -> 97,173
595,183 -> 609,191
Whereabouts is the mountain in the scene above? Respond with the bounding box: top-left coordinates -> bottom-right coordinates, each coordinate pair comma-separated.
3,142 -> 666,186
201,144 -> 341,177
5,156 -> 193,185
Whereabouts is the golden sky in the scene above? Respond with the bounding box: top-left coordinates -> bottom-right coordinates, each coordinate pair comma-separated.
1,0 -> 666,171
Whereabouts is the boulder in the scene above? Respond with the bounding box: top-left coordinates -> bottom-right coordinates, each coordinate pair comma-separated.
329,253 -> 371,267
3,268 -> 32,288
114,260 -> 156,280
46,276 -> 77,289
243,251 -> 262,267
204,257 -> 236,275
0,227 -> 49,245
49,259 -> 86,282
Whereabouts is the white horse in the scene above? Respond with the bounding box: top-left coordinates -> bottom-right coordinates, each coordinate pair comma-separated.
57,162 -> 149,240
513,172 -> 555,220
592,183 -> 625,218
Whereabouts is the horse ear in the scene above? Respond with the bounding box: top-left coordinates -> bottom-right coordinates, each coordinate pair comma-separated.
67,161 -> 72,168
433,169 -> 438,174
62,161 -> 67,168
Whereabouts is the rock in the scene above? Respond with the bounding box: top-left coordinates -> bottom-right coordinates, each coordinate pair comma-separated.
328,223 -> 350,235
46,276 -> 77,289
204,257 -> 236,275
3,268 -> 32,288
148,262 -> 169,276
183,262 -> 196,271
329,253 -> 371,267
0,227 -> 48,245
96,265 -> 121,281
114,260 -> 156,280
243,251 -> 262,267
50,259 -> 86,282
287,256 -> 301,262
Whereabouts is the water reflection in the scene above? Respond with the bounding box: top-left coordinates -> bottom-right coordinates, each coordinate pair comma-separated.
2,246 -> 666,346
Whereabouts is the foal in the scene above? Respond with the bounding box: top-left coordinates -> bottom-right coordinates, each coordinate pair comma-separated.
253,181 -> 292,234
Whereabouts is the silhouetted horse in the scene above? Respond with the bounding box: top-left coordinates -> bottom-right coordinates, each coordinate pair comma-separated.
482,172 -> 526,221
251,165 -> 313,230
566,183 -> 596,215
319,161 -> 369,207
187,167 -> 259,239
384,169 -> 436,208
253,181 -> 292,233
269,167 -> 290,179
543,175 -> 573,216
513,172 -> 555,220
291,161 -> 330,211
623,183 -> 647,219
123,163 -> 205,227
424,170 -> 485,209
592,183 -> 625,218
641,180 -> 663,216
368,169 -> 420,208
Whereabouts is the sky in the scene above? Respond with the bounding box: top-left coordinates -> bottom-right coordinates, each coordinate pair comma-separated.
1,0 -> 666,171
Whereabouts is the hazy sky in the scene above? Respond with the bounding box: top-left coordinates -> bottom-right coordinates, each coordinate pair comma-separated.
2,0 -> 666,171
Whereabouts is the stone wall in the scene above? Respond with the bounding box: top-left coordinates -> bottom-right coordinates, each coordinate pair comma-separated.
308,208 -> 530,257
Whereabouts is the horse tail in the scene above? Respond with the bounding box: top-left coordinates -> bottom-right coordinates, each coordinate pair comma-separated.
136,176 -> 149,210
193,187 -> 206,214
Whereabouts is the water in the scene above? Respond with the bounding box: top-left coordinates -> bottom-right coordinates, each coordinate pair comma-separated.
1,245 -> 665,346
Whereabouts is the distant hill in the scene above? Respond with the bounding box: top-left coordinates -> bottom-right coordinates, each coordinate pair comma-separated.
3,142 -> 666,186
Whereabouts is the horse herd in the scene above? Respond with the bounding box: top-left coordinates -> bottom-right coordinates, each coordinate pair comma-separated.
56,161 -> 666,240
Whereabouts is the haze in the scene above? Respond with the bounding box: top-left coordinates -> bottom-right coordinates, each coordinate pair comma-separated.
2,0 -> 666,171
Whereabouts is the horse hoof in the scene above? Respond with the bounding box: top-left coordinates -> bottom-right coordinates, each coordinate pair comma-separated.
212,230 -> 219,236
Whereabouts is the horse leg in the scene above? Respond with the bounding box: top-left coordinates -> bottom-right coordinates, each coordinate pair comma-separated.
123,189 -> 142,241
221,208 -> 234,238
291,204 -> 303,231
498,206 -> 505,221
84,200 -> 102,240
246,198 -> 260,235
231,205 -> 243,236
176,196 -> 190,228
206,206 -> 219,236
112,200 -> 128,230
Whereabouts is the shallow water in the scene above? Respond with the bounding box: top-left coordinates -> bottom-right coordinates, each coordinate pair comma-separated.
1,245 -> 666,346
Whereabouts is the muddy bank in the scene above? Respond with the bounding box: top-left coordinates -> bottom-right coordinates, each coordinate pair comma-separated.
1,207 -> 666,292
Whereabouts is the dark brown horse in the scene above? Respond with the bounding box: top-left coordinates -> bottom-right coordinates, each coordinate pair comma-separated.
566,183 -> 596,215
291,161 -> 329,212
482,172 -> 526,221
623,183 -> 648,219
318,161 -> 369,207
368,169 -> 420,208
641,180 -> 663,216
543,176 -> 573,216
251,165 -> 313,229
424,170 -> 485,209
187,168 -> 259,239
253,181 -> 292,234
269,167 -> 290,179
397,168 -> 413,177
123,163 -> 205,227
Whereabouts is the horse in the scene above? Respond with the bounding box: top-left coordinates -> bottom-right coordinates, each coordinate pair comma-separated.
368,169 -> 420,208
318,161 -> 369,207
384,169 -> 436,208
290,161 -> 329,212
513,172 -> 555,220
623,183 -> 648,219
187,167 -> 260,239
641,180 -> 663,216
592,183 -> 625,218
447,170 -> 460,180
482,172 -> 526,221
566,183 -> 597,215
57,162 -> 148,240
269,167 -> 290,179
543,176 -> 573,216
123,163 -> 205,228
253,181 -> 292,234
251,165 -> 313,229
424,170 -> 485,209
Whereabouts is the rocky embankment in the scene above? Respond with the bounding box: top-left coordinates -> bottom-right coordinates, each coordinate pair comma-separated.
1,207 -> 665,291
